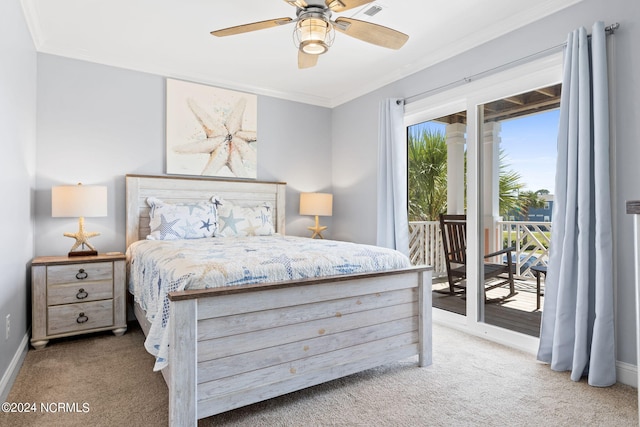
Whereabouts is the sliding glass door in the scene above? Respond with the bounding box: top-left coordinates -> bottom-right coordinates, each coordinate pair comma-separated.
405,53 -> 563,353
407,111 -> 467,317
479,88 -> 560,335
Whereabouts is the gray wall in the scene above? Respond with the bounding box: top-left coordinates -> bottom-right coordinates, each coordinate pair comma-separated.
34,55 -> 333,257
0,0 -> 37,399
332,0 -> 640,365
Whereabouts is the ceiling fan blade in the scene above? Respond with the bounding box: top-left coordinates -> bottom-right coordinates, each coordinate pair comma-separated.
298,50 -> 318,69
283,0 -> 308,7
211,17 -> 293,37
334,17 -> 408,49
326,0 -> 374,13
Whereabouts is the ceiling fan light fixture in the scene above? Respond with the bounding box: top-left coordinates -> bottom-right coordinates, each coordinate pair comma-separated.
300,39 -> 328,55
294,16 -> 334,55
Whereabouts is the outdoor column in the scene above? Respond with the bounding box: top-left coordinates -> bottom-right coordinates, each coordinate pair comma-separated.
445,122 -> 466,214
482,121 -> 501,257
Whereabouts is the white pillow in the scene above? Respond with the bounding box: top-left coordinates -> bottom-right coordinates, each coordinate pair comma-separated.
215,199 -> 274,237
146,197 -> 218,240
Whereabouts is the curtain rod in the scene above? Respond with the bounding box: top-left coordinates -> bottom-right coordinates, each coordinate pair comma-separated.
400,22 -> 619,106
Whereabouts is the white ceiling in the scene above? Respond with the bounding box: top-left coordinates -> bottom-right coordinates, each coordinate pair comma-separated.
21,0 -> 580,107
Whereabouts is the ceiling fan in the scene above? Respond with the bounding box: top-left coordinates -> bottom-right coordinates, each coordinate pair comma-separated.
210,0 -> 409,69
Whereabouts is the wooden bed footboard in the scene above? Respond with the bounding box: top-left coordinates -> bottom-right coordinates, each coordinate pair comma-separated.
166,267 -> 432,426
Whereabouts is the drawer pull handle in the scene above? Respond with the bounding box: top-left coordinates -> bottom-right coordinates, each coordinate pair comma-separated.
76,288 -> 88,300
76,313 -> 88,324
76,269 -> 88,280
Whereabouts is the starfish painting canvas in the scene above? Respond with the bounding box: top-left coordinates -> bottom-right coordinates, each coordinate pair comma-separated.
166,79 -> 257,178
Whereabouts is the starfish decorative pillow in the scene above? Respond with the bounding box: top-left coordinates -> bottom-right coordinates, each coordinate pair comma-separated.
215,199 -> 274,237
146,197 -> 218,240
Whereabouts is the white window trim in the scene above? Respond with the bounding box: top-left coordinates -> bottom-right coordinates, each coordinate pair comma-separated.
405,52 -> 563,355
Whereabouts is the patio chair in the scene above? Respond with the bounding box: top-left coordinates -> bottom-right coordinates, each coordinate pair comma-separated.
439,214 -> 517,303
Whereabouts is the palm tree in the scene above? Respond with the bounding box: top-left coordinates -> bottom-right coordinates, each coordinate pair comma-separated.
408,124 -> 541,220
516,190 -> 546,219
498,149 -> 525,216
408,127 -> 447,221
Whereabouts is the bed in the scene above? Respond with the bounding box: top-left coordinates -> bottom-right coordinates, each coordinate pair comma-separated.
125,174 -> 432,426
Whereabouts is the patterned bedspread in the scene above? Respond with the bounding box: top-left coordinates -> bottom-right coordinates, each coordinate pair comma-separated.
127,235 -> 411,371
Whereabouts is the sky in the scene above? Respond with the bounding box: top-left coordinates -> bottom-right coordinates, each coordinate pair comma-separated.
412,109 -> 559,194
500,109 -> 559,194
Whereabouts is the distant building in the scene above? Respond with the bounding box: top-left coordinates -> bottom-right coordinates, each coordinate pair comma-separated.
506,194 -> 554,222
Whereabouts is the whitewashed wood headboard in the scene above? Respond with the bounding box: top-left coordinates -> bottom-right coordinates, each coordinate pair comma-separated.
125,174 -> 286,249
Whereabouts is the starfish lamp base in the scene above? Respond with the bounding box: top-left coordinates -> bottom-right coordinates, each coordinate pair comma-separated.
307,215 -> 328,239
68,249 -> 98,257
64,216 -> 100,257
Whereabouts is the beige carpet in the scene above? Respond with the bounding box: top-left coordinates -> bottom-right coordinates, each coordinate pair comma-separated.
2,322 -> 637,427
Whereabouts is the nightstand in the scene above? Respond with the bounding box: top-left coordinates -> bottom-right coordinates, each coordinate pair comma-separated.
31,253 -> 127,349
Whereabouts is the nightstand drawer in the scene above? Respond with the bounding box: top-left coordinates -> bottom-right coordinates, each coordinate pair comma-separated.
47,281 -> 113,306
47,262 -> 113,286
47,300 -> 113,335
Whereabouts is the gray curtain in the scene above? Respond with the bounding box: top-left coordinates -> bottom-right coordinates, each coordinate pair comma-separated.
376,98 -> 409,256
537,21 -> 616,386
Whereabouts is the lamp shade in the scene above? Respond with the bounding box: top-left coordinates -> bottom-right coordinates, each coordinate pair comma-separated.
300,192 -> 333,217
52,184 -> 107,218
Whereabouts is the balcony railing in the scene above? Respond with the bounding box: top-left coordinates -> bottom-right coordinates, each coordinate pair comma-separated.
499,220 -> 550,278
409,219 -> 551,279
408,221 -> 447,276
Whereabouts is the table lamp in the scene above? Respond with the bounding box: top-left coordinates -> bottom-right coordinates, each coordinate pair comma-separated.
299,192 -> 332,239
52,183 -> 107,256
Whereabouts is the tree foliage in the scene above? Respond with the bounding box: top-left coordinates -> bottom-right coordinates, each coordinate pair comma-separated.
498,149 -> 524,216
408,127 -> 447,221
408,124 -> 545,221
515,190 -> 546,218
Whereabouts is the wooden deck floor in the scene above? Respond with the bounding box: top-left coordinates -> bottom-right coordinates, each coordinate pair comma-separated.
432,276 -> 543,337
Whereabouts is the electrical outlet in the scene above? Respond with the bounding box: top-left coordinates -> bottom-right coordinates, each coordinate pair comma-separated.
5,314 -> 9,340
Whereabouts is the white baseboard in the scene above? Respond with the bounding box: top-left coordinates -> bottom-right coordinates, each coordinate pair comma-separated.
616,360 -> 637,387
0,331 -> 29,403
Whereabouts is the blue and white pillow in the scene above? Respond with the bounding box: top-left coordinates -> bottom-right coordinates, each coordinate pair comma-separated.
215,199 -> 274,237
146,197 -> 218,240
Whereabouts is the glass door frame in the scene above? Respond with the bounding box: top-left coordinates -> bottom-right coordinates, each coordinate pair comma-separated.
404,52 -> 563,354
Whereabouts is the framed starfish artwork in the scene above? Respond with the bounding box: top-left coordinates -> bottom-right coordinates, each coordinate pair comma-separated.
166,79 -> 258,178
